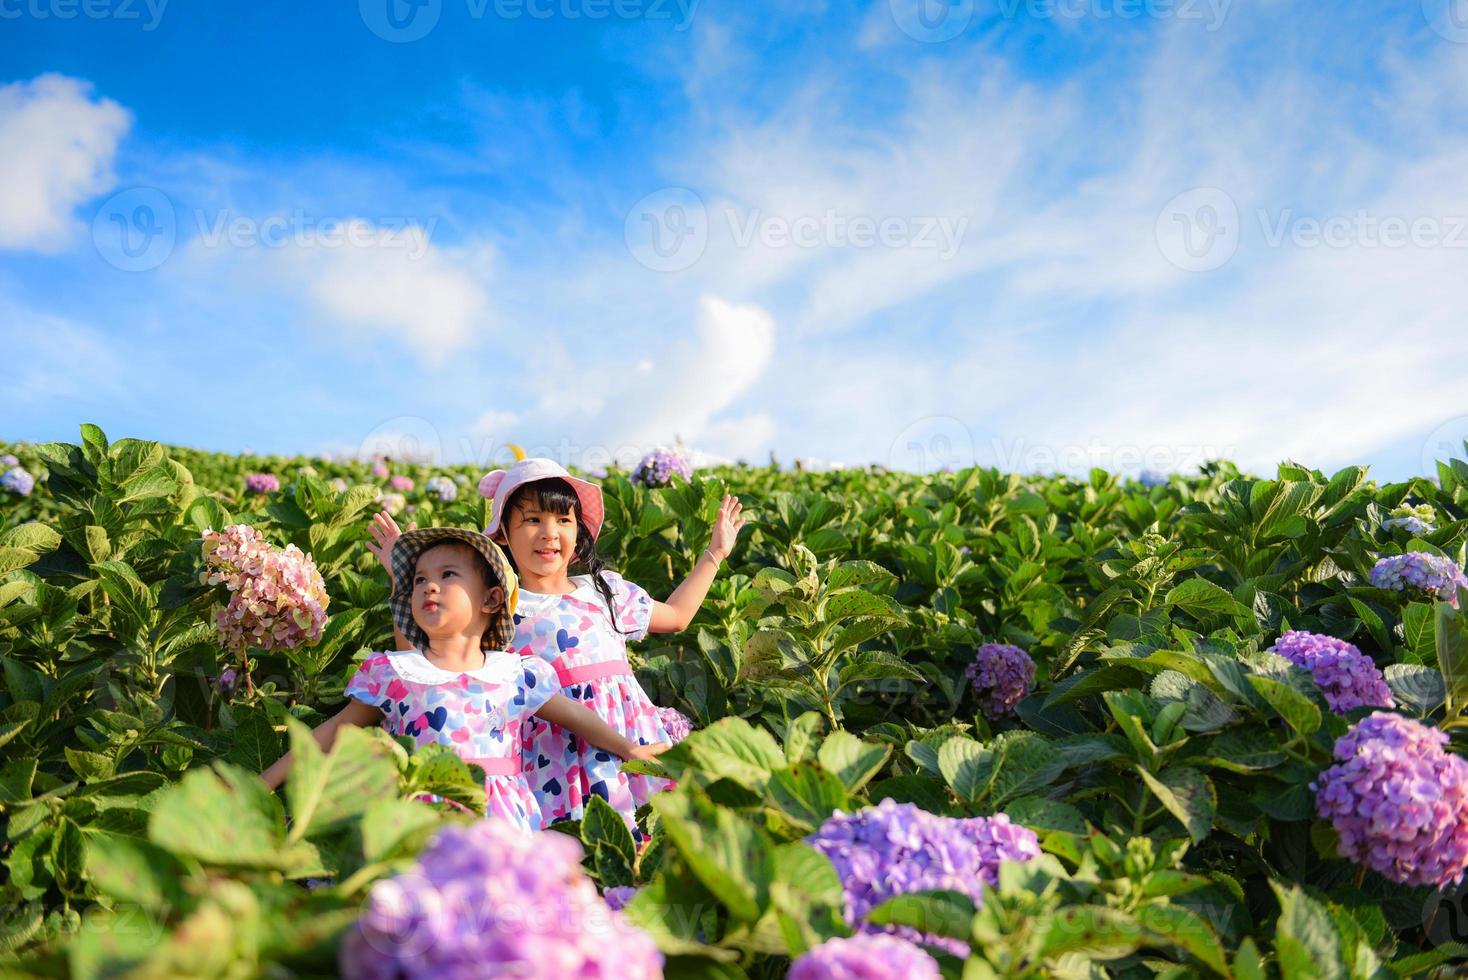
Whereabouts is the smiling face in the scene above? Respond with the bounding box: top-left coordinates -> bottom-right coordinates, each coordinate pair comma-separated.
503,486 -> 580,582
410,541 -> 505,647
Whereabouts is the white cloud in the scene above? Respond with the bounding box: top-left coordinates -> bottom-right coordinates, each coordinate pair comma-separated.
0,74 -> 130,252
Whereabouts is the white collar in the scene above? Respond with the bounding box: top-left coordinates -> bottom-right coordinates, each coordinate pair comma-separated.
518,574 -> 596,600
386,649 -> 520,685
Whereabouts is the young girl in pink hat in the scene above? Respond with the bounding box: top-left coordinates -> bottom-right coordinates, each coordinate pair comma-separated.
368,457 -> 745,833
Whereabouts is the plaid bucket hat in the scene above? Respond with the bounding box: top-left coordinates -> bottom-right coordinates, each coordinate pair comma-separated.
389,527 -> 520,652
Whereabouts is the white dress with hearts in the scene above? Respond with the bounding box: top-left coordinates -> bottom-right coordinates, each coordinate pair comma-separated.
343,649 -> 558,833
513,571 -> 674,830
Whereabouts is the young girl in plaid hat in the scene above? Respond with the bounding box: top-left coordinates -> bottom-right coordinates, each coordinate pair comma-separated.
262,526 -> 668,833
369,457 -> 745,833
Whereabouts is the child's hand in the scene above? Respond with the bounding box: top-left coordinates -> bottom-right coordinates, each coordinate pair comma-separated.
627,742 -> 671,761
365,510 -> 415,580
707,495 -> 747,564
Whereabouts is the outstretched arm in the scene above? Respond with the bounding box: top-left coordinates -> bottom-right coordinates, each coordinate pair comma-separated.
649,494 -> 747,633
534,695 -> 669,762
259,699 -> 384,790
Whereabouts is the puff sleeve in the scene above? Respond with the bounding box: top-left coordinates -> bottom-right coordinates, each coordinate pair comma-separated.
514,657 -> 560,717
343,653 -> 393,714
600,570 -> 653,642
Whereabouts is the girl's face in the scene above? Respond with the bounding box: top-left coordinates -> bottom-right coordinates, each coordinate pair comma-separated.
505,494 -> 579,581
411,542 -> 504,643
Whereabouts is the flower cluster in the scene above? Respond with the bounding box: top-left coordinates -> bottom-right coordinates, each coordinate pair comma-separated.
201,524 -> 329,654
1381,503 -> 1437,536
244,473 -> 280,494
1312,712 -> 1468,890
0,453 -> 18,467
1269,631 -> 1394,714
1138,469 -> 1168,488
964,643 -> 1036,719
789,934 -> 941,980
372,460 -> 389,478
330,477 -> 350,494
339,819 -> 663,979
1,466 -> 35,496
602,885 -> 638,911
1370,553 -> 1468,605
390,474 -> 415,492
631,448 -> 692,488
380,492 -> 408,516
807,799 -> 1039,953
426,476 -> 458,502
656,706 -> 693,743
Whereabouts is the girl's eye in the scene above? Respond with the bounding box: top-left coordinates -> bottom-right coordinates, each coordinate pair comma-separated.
414,575 -> 425,585
443,570 -> 455,577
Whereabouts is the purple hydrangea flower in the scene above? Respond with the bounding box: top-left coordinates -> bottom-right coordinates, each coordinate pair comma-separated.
216,667 -> 240,697
603,885 -> 638,911
1312,712 -> 1468,890
807,799 -> 1039,954
631,448 -> 692,488
425,476 -> 457,502
0,454 -> 18,467
339,819 -> 663,979
1270,631 -> 1394,714
244,473 -> 280,494
1370,553 -> 1468,606
964,643 -> 1036,719
1138,469 -> 1168,488
656,706 -> 693,743
789,934 -> 941,980
1,466 -> 35,496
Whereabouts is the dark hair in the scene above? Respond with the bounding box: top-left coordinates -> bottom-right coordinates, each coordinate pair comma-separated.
415,540 -> 509,652
501,478 -> 623,633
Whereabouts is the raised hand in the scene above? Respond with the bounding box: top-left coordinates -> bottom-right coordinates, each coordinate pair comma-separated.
707,494 -> 747,563
365,509 -> 416,580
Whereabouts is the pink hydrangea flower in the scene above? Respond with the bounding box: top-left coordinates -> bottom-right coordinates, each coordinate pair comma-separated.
244,473 -> 280,494
389,474 -> 415,491
656,706 -> 693,743
200,524 -> 329,655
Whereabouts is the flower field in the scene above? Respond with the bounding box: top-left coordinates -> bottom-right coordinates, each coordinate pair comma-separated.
2,424 -> 1468,977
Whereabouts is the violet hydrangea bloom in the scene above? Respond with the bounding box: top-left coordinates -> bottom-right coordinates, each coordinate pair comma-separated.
1312,712 -> 1468,890
1138,469 -> 1167,488
1269,631 -> 1394,714
656,706 -> 693,743
807,799 -> 1039,954
789,933 -> 941,980
0,453 -> 18,467
1370,553 -> 1468,606
425,475 -> 457,502
631,448 -> 692,488
244,473 -> 280,494
1,467 -> 35,496
964,643 -> 1036,719
603,885 -> 639,911
200,524 -> 329,654
339,819 -> 663,979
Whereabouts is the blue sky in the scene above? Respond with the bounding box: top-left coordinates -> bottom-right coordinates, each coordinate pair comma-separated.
1,0 -> 1466,480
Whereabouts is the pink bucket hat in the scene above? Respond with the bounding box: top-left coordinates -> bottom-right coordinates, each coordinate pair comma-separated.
479,458 -> 606,542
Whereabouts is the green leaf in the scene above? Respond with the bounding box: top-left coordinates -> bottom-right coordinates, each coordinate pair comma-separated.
360,798 -> 441,863
652,791 -> 773,923
84,832 -> 193,909
815,731 -> 891,793
1165,578 -> 1251,621
835,650 -> 923,689
116,464 -> 178,504
769,842 -> 847,953
224,703 -> 281,773
1039,905 -> 1144,960
1137,765 -> 1216,843
684,717 -> 785,793
1403,602 -> 1436,665
583,794 -> 638,866
827,560 -> 895,590
938,736 -> 994,803
284,717 -> 399,843
1248,675 -> 1321,736
64,747 -> 116,782
149,763 -> 305,871
1005,796 -> 1088,835
1384,663 -> 1446,716
1436,600 -> 1468,717
1150,670 -> 1238,733
766,764 -> 851,831
1136,902 -> 1228,975
782,711 -> 823,764
865,889 -> 977,943
1271,882 -> 1345,980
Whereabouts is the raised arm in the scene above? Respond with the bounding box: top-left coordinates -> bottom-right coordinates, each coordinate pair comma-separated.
534,695 -> 669,761
258,699 -> 384,790
366,510 -> 417,651
649,494 -> 746,633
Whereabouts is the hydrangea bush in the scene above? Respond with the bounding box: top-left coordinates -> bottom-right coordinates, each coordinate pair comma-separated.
339,820 -> 663,979
964,643 -> 1036,719
1312,712 -> 1468,890
807,799 -> 1039,953
631,448 -> 692,488
200,524 -> 329,654
1269,630 -> 1394,714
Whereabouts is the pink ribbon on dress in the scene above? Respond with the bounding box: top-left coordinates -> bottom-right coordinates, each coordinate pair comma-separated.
553,659 -> 632,687
462,755 -> 523,776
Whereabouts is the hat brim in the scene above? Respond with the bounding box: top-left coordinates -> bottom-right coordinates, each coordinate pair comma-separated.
484,472 -> 604,542
389,527 -> 520,652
